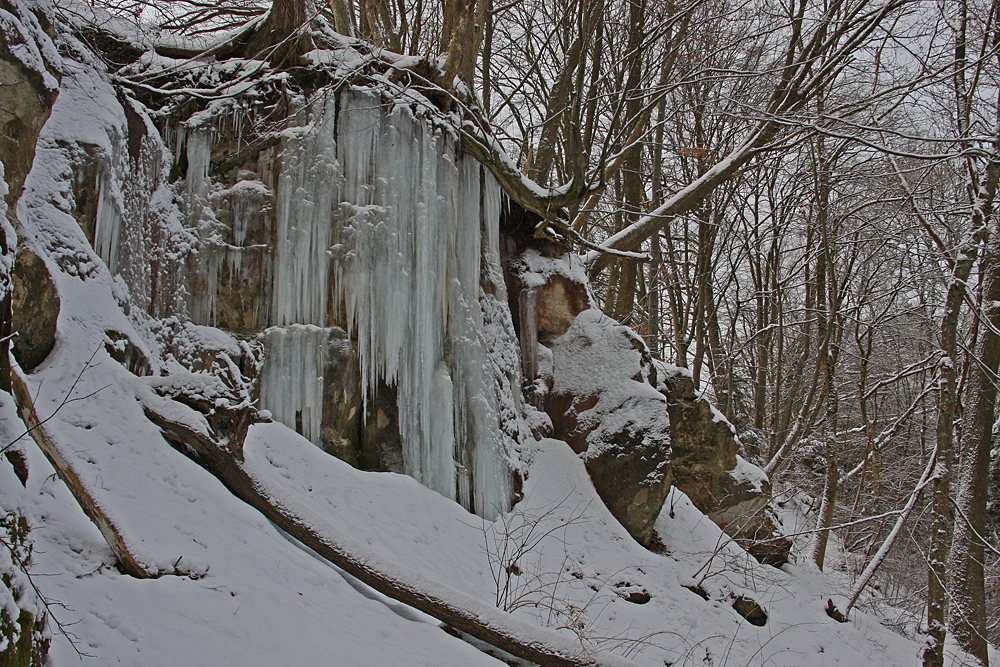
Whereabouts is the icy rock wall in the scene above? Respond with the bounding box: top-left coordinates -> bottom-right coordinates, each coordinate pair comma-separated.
87,100 -> 186,320
332,91 -> 512,516
184,89 -> 514,519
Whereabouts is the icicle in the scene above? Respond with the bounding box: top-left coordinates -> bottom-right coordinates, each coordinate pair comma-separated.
272,93 -> 339,326
185,128 -> 213,210
94,168 -> 122,274
258,325 -> 328,443
332,91 -> 511,514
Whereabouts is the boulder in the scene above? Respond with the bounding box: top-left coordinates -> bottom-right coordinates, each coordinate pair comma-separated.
11,247 -> 59,371
546,310 -> 672,546
658,365 -> 789,565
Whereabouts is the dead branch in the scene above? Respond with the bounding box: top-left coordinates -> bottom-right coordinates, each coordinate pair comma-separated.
10,367 -> 157,579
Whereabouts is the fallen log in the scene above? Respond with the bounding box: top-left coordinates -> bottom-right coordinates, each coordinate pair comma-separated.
140,395 -> 639,667
11,367 -> 156,578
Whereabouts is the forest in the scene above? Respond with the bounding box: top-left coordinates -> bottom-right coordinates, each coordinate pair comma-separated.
0,0 -> 997,665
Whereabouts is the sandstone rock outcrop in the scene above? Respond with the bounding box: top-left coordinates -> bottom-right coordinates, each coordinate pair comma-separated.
658,364 -> 790,566
11,246 -> 58,371
503,240 -> 787,561
545,309 -> 673,546
320,327 -> 363,464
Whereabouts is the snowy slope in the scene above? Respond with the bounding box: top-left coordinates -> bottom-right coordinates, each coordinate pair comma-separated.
2,400 -> 928,666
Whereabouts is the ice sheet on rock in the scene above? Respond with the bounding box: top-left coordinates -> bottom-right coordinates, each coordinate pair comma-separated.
258,325 -> 328,444
332,90 -> 511,516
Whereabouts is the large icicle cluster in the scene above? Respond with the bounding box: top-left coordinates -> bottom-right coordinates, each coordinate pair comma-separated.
332,90 -> 510,516
182,88 -> 514,518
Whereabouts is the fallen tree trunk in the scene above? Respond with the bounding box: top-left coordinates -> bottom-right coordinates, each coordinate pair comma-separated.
10,367 -> 156,579
140,397 -> 638,667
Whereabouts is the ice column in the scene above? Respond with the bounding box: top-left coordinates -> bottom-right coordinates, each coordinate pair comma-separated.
184,128 -> 220,325
333,91 -> 510,515
272,94 -> 339,327
258,325 -> 327,442
94,167 -> 122,274
259,94 -> 340,445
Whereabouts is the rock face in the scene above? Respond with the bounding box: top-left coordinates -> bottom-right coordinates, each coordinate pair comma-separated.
11,247 -> 59,371
0,3 -> 59,212
545,310 -> 673,546
359,380 -> 404,473
658,365 -> 790,566
502,242 -> 593,407
320,328 -> 363,464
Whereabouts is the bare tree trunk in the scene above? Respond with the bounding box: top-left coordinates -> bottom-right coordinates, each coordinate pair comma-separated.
809,126 -> 840,570
528,0 -> 604,185
249,0 -> 312,62
947,228 -> 999,667
329,0 -> 354,36
648,97 -> 665,356
924,248 -> 978,667
11,369 -> 156,578
926,6 -> 997,661
946,105 -> 1000,665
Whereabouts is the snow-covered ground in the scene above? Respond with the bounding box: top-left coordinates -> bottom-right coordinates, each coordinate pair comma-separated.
2,384 -> 927,666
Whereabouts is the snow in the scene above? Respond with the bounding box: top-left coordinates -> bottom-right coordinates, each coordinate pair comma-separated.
729,455 -> 768,493
549,309 -> 672,460
516,247 -> 593,291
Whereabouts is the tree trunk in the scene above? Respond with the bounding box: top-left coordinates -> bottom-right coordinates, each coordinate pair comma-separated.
249,0 -> 312,62
924,248 -> 978,667
11,368 -> 156,579
947,229 -> 999,667
945,100 -> 1000,664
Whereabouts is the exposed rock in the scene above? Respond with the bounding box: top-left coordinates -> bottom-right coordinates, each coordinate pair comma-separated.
0,10 -> 59,212
536,273 -> 591,345
70,149 -> 100,245
359,379 -> 404,473
105,330 -> 152,377
320,328 -> 362,464
723,508 -> 792,568
502,244 -> 592,407
657,364 -> 789,565
0,0 -> 60,397
186,167 -> 275,333
4,449 -> 27,486
731,595 -> 767,626
546,310 -> 672,546
11,247 -> 59,371
614,582 -> 651,604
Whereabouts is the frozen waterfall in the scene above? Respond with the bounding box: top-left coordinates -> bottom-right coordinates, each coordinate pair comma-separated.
185,89 -> 514,519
